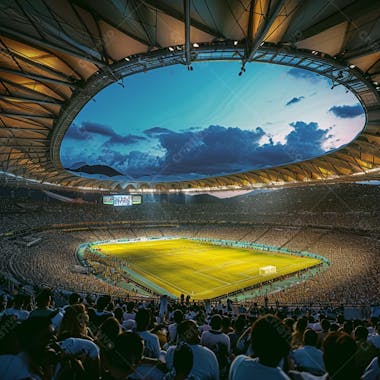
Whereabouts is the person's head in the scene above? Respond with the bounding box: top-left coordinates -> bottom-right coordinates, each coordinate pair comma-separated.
222,316 -> 231,331
13,294 -> 25,309
283,318 -> 295,333
210,314 -> 222,331
323,332 -> 358,380
329,322 -> 339,332
250,314 -> 290,367
126,301 -> 135,313
173,342 -> 193,378
0,315 -> 20,355
68,292 -> 81,305
353,325 -> 368,341
58,304 -> 89,339
96,295 -> 110,312
18,317 -> 55,361
107,332 -> 144,378
235,315 -> 246,333
321,318 -> 330,332
343,320 -> 353,335
97,317 -> 121,349
135,308 -> 151,331
177,320 -> 200,345
294,317 -> 307,333
173,309 -> 184,324
114,307 -> 123,323
303,329 -> 318,347
35,288 -> 52,308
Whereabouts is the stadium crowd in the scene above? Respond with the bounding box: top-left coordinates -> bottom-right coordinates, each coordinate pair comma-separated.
0,224 -> 379,306
0,288 -> 380,380
1,183 -> 379,235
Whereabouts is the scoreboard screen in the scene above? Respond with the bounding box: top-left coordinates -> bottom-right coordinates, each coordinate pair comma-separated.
102,195 -> 114,205
102,194 -> 142,206
132,195 -> 142,205
113,195 -> 132,207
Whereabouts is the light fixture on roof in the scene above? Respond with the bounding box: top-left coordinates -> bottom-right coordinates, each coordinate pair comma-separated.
260,41 -> 265,46
374,81 -> 379,86
168,46 -> 175,51
349,64 -> 356,69
311,50 -> 318,55
376,86 -> 380,91
192,42 -> 199,48
124,57 -> 130,61
234,40 -> 238,46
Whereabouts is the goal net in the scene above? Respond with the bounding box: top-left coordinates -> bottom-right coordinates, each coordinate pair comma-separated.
259,265 -> 277,275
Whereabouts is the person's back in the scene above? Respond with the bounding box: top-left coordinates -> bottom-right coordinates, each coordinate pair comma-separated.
229,314 -> 291,380
230,356 -> 290,380
291,329 -> 324,376
353,326 -> 377,375
136,308 -> 161,359
167,341 -> 218,380
166,320 -> 219,380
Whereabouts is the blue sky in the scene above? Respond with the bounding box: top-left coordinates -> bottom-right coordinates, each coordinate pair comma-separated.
61,61 -> 365,182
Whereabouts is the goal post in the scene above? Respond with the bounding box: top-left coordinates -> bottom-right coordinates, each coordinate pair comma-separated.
259,265 -> 277,275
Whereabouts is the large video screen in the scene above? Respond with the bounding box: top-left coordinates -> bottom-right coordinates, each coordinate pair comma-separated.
132,195 -> 142,205
113,195 -> 132,207
102,195 -> 114,205
102,194 -> 142,207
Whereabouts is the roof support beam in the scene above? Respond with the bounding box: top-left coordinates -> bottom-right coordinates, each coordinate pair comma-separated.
0,126 -> 49,134
184,0 -> 191,67
72,0 -> 151,48
0,25 -> 106,67
343,39 -> 380,60
0,94 -> 63,106
0,67 -> 79,88
142,0 -> 221,38
295,0 -> 379,42
0,111 -> 54,120
0,78 -> 63,103
247,0 -> 286,61
0,46 -> 78,82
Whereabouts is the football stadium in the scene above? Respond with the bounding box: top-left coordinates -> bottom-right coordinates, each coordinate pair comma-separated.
0,1 -> 379,379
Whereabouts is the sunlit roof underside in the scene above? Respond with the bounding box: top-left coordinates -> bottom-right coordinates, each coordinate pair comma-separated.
0,0 -> 379,192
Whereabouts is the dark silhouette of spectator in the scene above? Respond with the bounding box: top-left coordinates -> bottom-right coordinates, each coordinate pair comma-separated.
229,314 -> 291,379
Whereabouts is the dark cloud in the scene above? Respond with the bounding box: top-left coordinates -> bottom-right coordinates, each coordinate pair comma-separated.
287,68 -> 323,82
65,121 -> 145,146
144,127 -> 172,135
80,122 -> 332,181
285,96 -> 305,106
328,104 -> 364,118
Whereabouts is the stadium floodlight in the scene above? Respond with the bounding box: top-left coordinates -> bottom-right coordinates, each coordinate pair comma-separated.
192,42 -> 199,48
168,46 -> 175,51
349,64 -> 356,69
234,40 -> 238,46
124,57 -> 130,61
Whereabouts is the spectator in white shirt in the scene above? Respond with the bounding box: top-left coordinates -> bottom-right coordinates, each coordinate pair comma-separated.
201,314 -> 230,375
368,322 -> 380,349
167,320 -> 219,380
3,294 -> 29,321
291,329 -> 325,376
136,308 -> 161,359
168,309 -> 184,345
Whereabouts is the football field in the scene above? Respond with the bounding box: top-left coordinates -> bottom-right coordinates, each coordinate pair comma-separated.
95,238 -> 321,299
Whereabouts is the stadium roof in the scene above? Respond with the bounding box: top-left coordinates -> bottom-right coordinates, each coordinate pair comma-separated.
0,0 -> 379,192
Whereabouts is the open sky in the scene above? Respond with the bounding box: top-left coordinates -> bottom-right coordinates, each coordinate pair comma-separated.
61,61 -> 365,182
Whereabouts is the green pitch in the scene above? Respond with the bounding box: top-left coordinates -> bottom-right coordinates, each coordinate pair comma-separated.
96,238 -> 321,299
